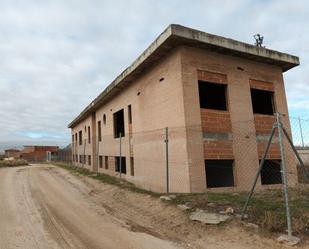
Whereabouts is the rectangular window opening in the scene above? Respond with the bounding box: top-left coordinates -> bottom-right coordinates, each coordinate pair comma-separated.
128,105 -> 132,124
198,81 -> 227,110
251,88 -> 275,115
113,109 -> 125,138
99,156 -> 103,168
205,160 -> 234,188
104,156 -> 109,169
115,156 -> 126,174
79,131 -> 82,145
98,121 -> 102,142
88,155 -> 91,165
88,126 -> 91,143
260,160 -> 282,185
130,157 -> 134,176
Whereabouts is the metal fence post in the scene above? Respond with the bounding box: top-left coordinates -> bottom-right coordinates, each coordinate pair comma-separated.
241,124 -> 277,219
277,113 -> 293,239
119,132 -> 122,179
298,117 -> 305,148
165,127 -> 169,193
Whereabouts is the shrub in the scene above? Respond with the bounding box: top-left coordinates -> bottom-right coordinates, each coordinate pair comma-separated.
0,159 -> 29,167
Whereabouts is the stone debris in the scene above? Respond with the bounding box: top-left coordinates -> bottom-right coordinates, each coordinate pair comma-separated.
225,207 -> 234,214
207,202 -> 216,207
277,234 -> 300,246
177,204 -> 191,211
160,196 -> 172,201
236,214 -> 248,219
160,195 -> 177,201
219,207 -> 234,215
244,222 -> 259,230
189,210 -> 230,225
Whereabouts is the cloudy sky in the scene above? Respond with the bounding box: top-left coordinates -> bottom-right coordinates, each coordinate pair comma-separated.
0,0 -> 308,151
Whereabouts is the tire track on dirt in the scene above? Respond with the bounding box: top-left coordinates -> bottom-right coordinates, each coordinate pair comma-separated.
29,165 -> 181,249
28,167 -> 98,249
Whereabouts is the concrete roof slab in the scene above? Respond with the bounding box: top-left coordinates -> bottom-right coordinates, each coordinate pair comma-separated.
68,24 -> 299,128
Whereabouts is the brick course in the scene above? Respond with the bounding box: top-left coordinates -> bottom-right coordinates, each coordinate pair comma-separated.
70,26 -> 298,193
250,79 -> 275,91
201,109 -> 232,133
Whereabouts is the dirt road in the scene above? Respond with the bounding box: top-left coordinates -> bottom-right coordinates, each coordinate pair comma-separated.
0,165 -> 179,249
0,164 -> 305,249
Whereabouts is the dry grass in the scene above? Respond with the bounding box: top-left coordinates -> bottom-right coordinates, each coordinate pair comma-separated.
0,159 -> 29,167
53,162 -> 160,197
54,162 -> 309,236
171,188 -> 309,235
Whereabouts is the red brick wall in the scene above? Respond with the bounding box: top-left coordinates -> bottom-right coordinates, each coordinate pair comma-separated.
20,146 -> 59,162
253,93 -> 279,158
204,140 -> 234,159
21,151 -> 47,162
257,142 -> 281,159
197,70 -> 227,84
198,70 -> 234,161
250,79 -> 274,91
254,114 -> 276,135
201,109 -> 231,133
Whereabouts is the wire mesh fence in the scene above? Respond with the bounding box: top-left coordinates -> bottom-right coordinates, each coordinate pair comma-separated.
52,114 -> 309,237
62,115 -> 309,193
290,116 -> 309,149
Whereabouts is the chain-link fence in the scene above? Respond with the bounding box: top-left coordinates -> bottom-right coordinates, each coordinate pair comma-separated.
290,116 -> 309,184
49,145 -> 72,164
240,114 -> 309,240
290,116 -> 309,149
65,113 -> 309,238
67,116 -> 309,192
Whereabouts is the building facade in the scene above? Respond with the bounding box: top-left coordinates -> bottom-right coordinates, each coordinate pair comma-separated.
4,149 -> 20,158
69,25 -> 299,193
20,145 -> 59,162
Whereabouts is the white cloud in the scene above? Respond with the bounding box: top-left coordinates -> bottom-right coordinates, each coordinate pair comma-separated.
0,0 -> 308,150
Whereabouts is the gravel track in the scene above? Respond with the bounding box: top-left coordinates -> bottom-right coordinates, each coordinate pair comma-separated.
0,164 -> 306,249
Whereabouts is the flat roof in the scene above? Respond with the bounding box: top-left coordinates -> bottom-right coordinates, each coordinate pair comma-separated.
23,145 -> 59,148
68,24 -> 299,128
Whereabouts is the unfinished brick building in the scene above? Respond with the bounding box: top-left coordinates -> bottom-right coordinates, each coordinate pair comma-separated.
20,145 -> 59,162
4,149 -> 20,158
69,25 -> 299,193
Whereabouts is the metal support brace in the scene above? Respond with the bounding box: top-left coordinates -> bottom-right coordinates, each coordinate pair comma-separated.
241,124 -> 277,219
